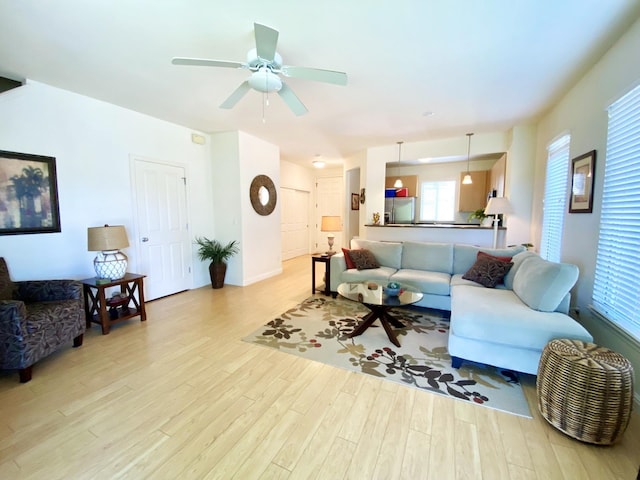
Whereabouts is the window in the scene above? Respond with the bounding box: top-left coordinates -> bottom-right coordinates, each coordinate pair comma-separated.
420,181 -> 455,221
540,134 -> 570,262
593,84 -> 640,340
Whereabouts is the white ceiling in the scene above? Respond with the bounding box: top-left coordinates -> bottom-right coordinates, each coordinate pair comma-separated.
1,1 -> 638,168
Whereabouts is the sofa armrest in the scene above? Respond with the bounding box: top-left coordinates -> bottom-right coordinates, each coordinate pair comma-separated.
330,253 -> 347,292
0,300 -> 28,339
15,280 -> 83,303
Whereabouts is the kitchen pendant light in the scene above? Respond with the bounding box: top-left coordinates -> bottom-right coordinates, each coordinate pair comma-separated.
462,133 -> 474,185
394,141 -> 404,188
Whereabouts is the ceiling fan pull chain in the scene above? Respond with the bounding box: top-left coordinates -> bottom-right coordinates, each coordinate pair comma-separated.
262,92 -> 266,124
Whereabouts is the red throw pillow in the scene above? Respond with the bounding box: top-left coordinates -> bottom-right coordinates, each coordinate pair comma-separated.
342,248 -> 356,269
478,251 -> 512,263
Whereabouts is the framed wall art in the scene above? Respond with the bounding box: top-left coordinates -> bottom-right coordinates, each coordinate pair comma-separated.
351,193 -> 359,210
0,150 -> 61,235
569,150 -> 596,213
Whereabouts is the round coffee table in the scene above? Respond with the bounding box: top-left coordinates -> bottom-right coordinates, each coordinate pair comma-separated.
337,281 -> 423,347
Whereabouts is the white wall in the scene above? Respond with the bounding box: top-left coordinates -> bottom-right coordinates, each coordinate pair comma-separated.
0,80 -> 213,289
211,131 -> 282,286
534,17 -> 640,394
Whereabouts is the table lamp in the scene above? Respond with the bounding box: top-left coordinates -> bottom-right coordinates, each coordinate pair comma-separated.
484,197 -> 513,248
87,224 -> 130,280
320,216 -> 341,255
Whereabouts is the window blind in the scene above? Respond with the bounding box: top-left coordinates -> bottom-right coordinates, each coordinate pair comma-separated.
593,84 -> 640,340
420,181 -> 455,221
540,134 -> 570,262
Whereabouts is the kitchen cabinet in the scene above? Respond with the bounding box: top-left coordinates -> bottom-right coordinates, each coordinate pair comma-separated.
385,175 -> 418,197
459,170 -> 489,211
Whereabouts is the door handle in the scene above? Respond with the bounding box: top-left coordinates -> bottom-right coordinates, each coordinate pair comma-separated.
141,237 -> 149,242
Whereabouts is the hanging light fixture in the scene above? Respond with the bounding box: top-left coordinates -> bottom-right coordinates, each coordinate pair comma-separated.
394,141 -> 404,188
462,133 -> 474,185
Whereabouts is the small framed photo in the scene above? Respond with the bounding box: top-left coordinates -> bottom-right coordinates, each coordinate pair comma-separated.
0,150 -> 61,235
569,150 -> 596,213
351,193 -> 360,210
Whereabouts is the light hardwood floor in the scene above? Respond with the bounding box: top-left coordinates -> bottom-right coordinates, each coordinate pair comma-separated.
1,255 -> 638,479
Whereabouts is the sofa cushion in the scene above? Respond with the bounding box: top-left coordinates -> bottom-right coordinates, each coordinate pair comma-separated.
512,255 -> 579,312
450,285 -> 593,350
453,244 -> 525,275
351,239 -> 402,269
462,254 -> 513,288
347,249 -> 380,270
391,269 -> 451,296
401,242 -> 453,274
503,251 -> 537,290
341,266 -> 396,285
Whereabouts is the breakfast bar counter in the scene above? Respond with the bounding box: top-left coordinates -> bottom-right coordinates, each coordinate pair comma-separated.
364,223 -> 506,248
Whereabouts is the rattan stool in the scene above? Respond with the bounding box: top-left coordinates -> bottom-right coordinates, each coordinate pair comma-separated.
537,339 -> 634,445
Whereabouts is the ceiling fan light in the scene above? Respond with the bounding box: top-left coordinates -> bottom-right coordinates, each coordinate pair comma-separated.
249,68 -> 282,93
463,133 -> 474,185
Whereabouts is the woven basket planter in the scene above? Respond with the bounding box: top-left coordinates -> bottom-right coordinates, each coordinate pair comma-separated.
536,339 -> 634,445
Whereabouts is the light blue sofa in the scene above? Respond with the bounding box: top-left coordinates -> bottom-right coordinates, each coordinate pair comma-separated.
329,239 -> 593,375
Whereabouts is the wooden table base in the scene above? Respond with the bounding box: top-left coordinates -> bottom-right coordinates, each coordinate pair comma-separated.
347,305 -> 405,347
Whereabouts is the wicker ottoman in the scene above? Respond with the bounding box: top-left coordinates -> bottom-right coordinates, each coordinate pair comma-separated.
536,339 -> 634,445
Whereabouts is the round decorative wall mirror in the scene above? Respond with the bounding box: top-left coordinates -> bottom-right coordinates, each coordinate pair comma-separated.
250,175 -> 277,215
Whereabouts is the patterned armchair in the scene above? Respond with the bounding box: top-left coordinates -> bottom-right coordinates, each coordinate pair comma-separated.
0,257 -> 85,382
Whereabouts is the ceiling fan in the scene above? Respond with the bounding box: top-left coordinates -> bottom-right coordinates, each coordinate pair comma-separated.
172,23 -> 348,116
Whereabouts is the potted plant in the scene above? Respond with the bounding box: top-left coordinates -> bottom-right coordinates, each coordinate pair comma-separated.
194,237 -> 239,289
468,208 -> 492,226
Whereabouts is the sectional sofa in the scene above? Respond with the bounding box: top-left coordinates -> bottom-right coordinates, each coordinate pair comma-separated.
329,238 -> 593,375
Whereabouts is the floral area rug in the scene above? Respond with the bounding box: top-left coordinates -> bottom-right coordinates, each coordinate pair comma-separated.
243,296 -> 531,418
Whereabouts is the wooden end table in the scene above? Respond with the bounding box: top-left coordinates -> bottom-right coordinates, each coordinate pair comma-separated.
311,254 -> 332,296
81,273 -> 146,334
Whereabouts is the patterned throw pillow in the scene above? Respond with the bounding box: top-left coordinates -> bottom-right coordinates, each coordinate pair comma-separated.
462,255 -> 514,288
347,249 -> 380,270
342,248 -> 356,269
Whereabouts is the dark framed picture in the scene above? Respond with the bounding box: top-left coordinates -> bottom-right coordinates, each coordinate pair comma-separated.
351,193 -> 359,210
0,150 -> 61,235
569,150 -> 596,213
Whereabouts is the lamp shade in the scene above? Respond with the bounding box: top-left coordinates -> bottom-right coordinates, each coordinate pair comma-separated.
88,225 -> 130,251
485,197 -> 513,215
320,216 -> 341,232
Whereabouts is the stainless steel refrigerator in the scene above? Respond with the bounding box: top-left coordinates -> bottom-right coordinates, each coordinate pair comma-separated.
385,197 -> 416,223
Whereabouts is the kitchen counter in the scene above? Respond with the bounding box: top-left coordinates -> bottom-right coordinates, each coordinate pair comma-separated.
364,223 -> 506,247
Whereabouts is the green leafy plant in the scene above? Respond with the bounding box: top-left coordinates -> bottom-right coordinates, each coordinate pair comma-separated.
194,237 -> 239,264
467,208 -> 489,222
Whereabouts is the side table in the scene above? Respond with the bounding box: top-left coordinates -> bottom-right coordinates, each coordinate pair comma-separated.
311,254 -> 331,296
81,273 -> 147,335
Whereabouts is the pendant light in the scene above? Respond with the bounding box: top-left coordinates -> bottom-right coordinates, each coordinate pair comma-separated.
393,141 -> 404,188
462,133 -> 474,185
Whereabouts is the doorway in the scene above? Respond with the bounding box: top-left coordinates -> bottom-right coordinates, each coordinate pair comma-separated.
281,187 -> 310,260
316,176 -> 343,253
132,158 -> 192,300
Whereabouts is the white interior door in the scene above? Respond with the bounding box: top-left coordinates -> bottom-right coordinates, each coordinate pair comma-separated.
316,176 -> 343,252
133,159 -> 191,300
281,187 -> 310,260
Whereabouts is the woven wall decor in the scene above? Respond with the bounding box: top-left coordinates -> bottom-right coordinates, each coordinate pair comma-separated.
249,174 -> 277,216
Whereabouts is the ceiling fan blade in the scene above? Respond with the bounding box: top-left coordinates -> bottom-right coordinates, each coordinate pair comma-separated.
278,82 -> 308,116
254,23 -> 279,62
220,81 -> 252,109
281,65 -> 348,86
172,57 -> 246,69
